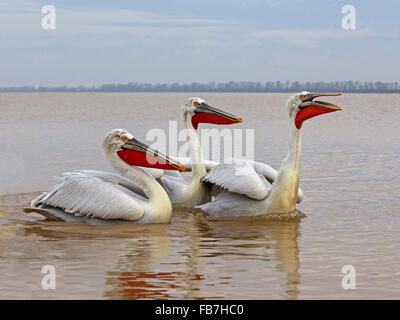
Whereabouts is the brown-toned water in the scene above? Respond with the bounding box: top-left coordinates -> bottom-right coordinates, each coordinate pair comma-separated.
0,92 -> 399,299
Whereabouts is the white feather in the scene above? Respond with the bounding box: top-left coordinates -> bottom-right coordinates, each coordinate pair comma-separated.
201,161 -> 270,200
33,171 -> 145,220
165,157 -> 303,204
175,157 -> 219,172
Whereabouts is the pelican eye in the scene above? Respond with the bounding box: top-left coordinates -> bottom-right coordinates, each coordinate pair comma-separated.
299,94 -> 305,101
121,135 -> 128,142
193,101 -> 199,107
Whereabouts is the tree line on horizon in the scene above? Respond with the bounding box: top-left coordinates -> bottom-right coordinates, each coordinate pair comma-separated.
1,81 -> 399,93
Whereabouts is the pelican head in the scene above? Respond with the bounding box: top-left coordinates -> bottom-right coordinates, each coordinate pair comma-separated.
288,92 -> 343,129
183,97 -> 243,130
103,129 -> 185,171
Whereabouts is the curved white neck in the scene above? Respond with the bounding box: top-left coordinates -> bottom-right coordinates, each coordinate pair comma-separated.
106,151 -> 172,221
283,120 -> 302,174
184,114 -> 207,177
267,119 -> 302,211
183,114 -> 209,204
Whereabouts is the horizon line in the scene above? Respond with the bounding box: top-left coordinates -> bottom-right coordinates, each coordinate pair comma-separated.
1,80 -> 399,93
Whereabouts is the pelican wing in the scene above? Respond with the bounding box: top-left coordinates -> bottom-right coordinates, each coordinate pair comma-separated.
32,171 -> 146,221
194,158 -> 303,204
247,159 -> 303,203
197,189 -> 265,218
201,162 -> 270,200
77,170 -> 148,198
140,166 -> 186,182
160,169 -> 186,181
138,167 -> 165,180
177,157 -> 219,172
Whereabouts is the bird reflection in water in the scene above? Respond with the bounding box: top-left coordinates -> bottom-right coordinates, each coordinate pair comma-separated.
102,209 -> 304,300
3,205 -> 305,299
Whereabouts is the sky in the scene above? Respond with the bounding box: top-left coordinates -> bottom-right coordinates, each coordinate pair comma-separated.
0,0 -> 399,86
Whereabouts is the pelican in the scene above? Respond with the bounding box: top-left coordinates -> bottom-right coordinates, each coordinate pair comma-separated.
197,92 -> 343,217
154,97 -> 243,206
25,129 -> 185,223
163,98 -> 304,205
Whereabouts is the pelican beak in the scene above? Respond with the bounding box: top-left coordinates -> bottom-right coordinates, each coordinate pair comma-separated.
295,92 -> 343,129
118,137 -> 185,172
192,102 -> 243,130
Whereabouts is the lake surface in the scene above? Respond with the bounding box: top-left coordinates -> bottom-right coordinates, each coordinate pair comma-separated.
0,92 -> 399,299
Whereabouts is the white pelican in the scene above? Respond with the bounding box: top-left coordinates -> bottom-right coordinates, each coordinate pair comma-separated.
197,92 -> 343,217
25,129 -> 185,223
155,97 -> 243,206
176,99 -> 304,204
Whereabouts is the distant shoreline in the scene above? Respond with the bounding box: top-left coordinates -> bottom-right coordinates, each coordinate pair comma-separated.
1,91 -> 398,94
1,81 -> 399,93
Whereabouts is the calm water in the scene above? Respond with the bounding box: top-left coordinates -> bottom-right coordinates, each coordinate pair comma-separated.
0,92 -> 399,299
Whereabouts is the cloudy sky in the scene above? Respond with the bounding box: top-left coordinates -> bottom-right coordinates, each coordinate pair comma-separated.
0,0 -> 399,86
